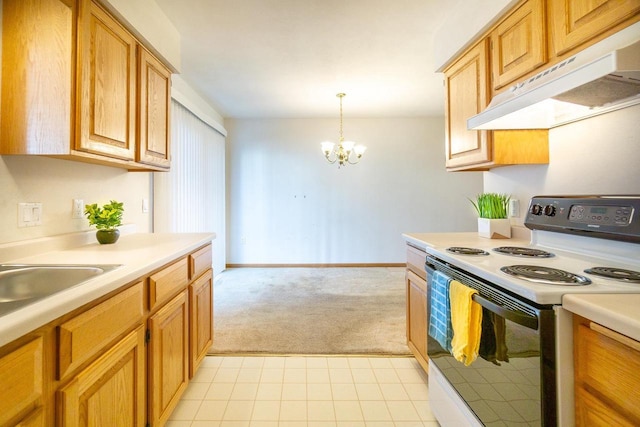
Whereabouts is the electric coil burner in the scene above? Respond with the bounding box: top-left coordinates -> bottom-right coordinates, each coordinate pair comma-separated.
493,246 -> 555,258
446,247 -> 489,256
501,265 -> 592,285
584,267 -> 640,283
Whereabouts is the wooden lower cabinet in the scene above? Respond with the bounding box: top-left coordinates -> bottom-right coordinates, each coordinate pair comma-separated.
0,244 -> 213,426
405,244 -> 428,373
57,326 -> 146,426
406,270 -> 428,372
574,315 -> 640,426
13,408 -> 44,427
190,269 -> 214,377
149,290 -> 190,427
0,337 -> 44,426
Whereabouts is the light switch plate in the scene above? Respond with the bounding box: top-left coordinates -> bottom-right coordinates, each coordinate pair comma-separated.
18,203 -> 42,227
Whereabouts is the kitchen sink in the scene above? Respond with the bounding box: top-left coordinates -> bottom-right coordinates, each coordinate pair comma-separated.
0,264 -> 122,316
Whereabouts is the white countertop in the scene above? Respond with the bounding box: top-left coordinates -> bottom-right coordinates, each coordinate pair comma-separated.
0,232 -> 214,347
403,231 -> 531,252
563,294 -> 640,342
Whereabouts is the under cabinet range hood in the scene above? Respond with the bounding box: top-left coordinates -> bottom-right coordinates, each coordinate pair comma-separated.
468,22 -> 640,130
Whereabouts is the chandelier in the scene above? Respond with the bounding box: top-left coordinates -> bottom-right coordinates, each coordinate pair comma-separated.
321,93 -> 366,167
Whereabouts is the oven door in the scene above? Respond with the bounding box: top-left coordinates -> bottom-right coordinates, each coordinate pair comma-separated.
426,258 -> 557,427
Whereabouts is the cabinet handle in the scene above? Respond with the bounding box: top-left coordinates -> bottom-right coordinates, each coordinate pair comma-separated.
590,322 -> 640,352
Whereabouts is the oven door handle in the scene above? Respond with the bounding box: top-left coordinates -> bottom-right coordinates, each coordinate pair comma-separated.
471,293 -> 538,330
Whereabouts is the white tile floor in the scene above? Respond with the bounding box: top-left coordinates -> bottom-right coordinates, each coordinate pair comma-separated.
167,355 -> 439,427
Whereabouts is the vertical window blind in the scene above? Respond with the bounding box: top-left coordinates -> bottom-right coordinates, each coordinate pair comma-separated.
154,100 -> 226,274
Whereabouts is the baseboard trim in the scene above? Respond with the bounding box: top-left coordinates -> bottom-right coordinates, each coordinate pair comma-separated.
206,352 -> 414,357
225,263 -> 406,268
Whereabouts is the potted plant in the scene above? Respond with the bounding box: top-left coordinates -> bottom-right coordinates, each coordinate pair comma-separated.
470,193 -> 511,239
84,200 -> 124,244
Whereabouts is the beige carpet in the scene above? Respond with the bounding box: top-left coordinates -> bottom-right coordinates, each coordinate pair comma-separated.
208,267 -> 411,355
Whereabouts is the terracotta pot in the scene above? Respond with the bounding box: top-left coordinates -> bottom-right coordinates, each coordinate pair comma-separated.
96,229 -> 120,244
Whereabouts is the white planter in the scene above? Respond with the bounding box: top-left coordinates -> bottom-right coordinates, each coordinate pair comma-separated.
477,218 -> 511,239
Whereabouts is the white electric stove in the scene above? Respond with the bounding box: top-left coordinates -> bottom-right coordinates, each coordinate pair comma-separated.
423,195 -> 640,427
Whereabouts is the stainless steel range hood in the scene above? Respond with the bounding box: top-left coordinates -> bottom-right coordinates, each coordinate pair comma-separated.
468,22 -> 640,130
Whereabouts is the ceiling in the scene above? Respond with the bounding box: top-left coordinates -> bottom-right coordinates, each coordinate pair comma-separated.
154,0 -> 450,119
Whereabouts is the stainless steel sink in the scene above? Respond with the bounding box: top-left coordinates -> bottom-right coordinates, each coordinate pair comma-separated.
0,264 -> 122,315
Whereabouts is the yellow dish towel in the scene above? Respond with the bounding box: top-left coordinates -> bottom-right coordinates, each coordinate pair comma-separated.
449,280 -> 483,366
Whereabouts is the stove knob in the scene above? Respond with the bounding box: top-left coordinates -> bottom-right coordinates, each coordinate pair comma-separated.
544,205 -> 556,217
530,204 -> 543,216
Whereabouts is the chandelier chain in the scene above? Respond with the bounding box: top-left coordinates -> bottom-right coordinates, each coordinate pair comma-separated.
338,93 -> 345,142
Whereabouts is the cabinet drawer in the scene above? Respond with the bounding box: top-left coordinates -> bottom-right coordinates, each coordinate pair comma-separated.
574,321 -> 640,422
149,258 -> 189,310
58,282 -> 143,379
0,337 -> 43,426
406,245 -> 427,280
190,244 -> 212,280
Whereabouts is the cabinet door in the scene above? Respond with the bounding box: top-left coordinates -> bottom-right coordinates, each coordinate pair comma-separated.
444,39 -> 492,169
76,0 -> 136,160
190,269 -> 213,377
0,0 -> 73,155
406,270 -> 428,372
149,290 -> 189,426
58,326 -> 146,427
137,47 -> 171,168
574,318 -> 640,425
575,387 -> 637,427
14,408 -> 44,427
0,337 -> 43,426
550,0 -> 640,56
491,0 -> 546,90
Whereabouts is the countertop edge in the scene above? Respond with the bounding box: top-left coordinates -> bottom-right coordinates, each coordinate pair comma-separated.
562,294 -> 640,342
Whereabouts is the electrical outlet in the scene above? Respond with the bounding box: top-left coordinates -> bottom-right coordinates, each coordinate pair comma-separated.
509,199 -> 520,218
72,199 -> 84,219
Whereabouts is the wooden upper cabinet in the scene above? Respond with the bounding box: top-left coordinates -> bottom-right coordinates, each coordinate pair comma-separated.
444,39 -> 492,169
549,0 -> 640,56
0,0 -> 73,155
76,0 -> 137,160
138,47 -> 172,168
491,0 -> 547,90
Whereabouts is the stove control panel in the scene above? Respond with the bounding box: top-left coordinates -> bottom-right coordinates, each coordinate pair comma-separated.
568,204 -> 632,226
525,196 -> 640,243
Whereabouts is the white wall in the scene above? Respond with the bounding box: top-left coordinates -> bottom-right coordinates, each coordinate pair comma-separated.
484,105 -> 640,223
226,117 -> 483,264
0,156 -> 152,244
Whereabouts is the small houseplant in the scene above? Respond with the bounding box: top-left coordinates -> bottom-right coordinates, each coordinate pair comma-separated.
84,200 -> 124,244
470,193 -> 511,239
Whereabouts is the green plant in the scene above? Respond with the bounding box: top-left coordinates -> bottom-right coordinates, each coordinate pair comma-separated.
470,193 -> 510,219
84,200 -> 124,230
